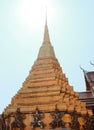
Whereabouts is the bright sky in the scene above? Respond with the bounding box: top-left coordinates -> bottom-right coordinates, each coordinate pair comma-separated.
0,0 -> 94,113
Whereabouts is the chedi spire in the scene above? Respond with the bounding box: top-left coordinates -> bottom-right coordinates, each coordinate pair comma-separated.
37,14 -> 56,59
43,14 -> 51,44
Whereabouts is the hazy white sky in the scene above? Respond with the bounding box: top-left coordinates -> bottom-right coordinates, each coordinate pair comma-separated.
0,0 -> 94,113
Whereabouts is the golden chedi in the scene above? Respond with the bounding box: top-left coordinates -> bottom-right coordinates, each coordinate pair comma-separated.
1,18 -> 94,130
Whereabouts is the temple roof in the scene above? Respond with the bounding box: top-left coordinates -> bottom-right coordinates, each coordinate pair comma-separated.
81,66 -> 94,91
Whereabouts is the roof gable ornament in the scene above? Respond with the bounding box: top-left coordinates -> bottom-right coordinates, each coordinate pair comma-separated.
90,61 -> 94,67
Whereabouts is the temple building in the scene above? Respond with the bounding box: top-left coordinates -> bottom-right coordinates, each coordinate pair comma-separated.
79,66 -> 94,113
0,16 -> 94,130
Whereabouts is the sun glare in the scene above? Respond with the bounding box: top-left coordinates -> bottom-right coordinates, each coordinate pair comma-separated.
19,0 -> 54,30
